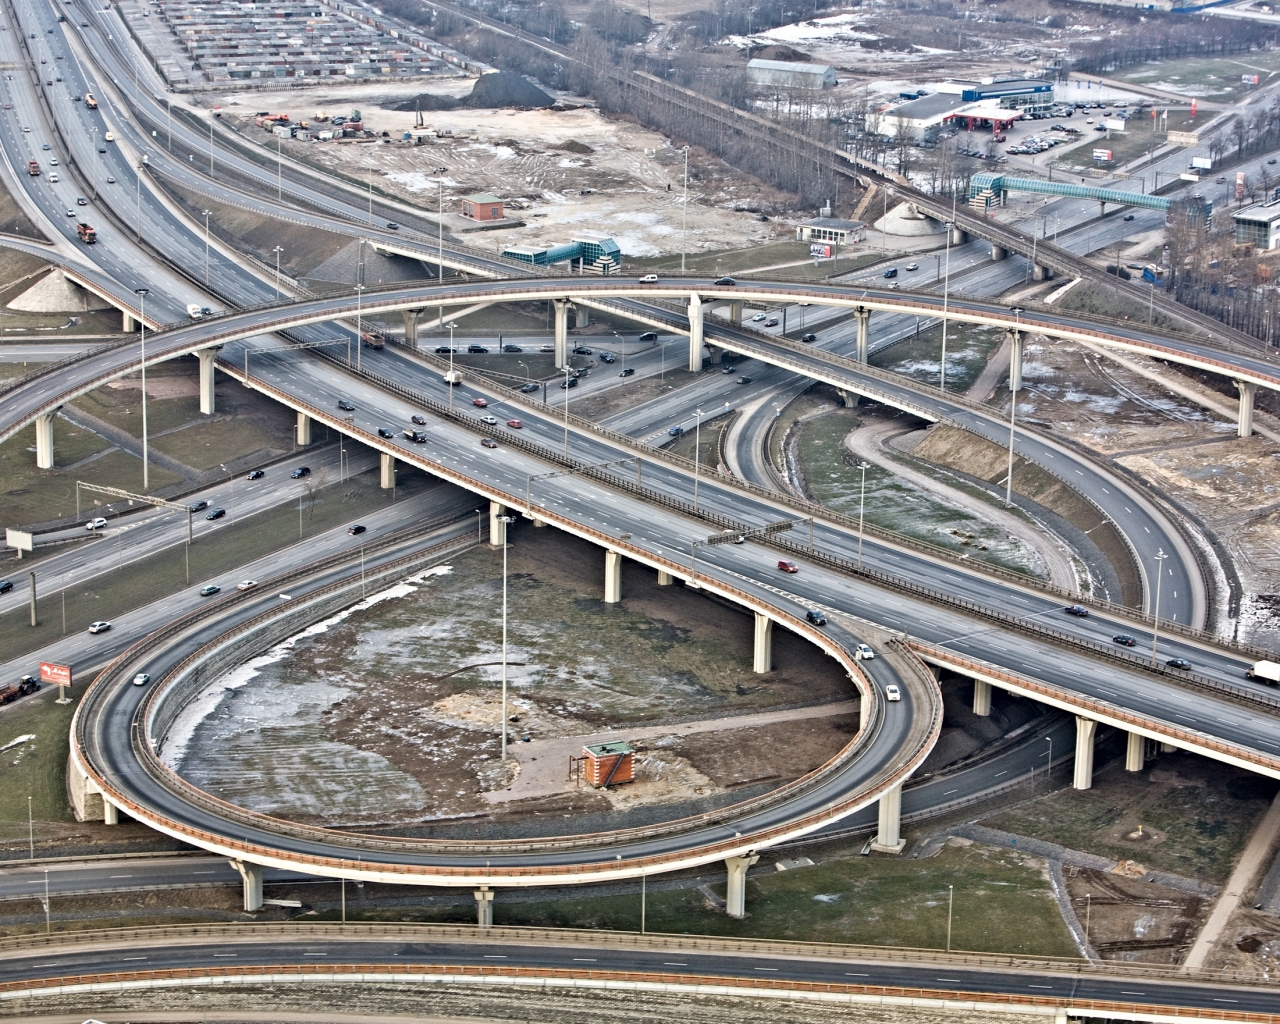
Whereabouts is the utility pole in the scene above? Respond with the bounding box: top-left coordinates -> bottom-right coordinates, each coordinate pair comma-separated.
203,210 -> 211,286
681,146 -> 689,273
136,289 -> 150,491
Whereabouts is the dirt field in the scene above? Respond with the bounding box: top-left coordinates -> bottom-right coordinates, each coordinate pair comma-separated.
1063,865 -> 1208,966
170,525 -> 857,834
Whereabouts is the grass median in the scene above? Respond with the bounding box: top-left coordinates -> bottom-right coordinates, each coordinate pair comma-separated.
0,468 -> 434,667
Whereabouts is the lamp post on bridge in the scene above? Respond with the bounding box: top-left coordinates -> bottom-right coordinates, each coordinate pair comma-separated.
497,514 -> 516,762
1004,306 -> 1025,507
203,210 -> 212,287
1150,547 -> 1168,666
135,288 -> 149,491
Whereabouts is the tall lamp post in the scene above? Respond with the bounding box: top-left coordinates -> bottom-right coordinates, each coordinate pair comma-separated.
89,128 -> 98,199
940,191 -> 956,391
693,408 -> 703,509
434,166 -> 448,329
856,460 -> 870,567
946,884 -> 954,953
1043,734 -> 1052,788
273,246 -> 284,300
680,145 -> 689,273
354,283 -> 365,372
446,321 -> 458,411
135,288 -> 149,490
202,210 -> 211,286
135,164 -> 143,240
1150,547 -> 1168,665
497,514 -> 516,762
1004,307 -> 1024,507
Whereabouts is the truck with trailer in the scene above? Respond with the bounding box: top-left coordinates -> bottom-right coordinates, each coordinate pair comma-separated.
0,676 -> 39,705
1248,660 -> 1280,684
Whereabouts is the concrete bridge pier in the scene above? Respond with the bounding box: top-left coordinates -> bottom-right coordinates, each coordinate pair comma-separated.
230,860 -> 264,912
123,310 -> 138,333
950,226 -> 968,246
489,501 -> 508,546
724,854 -> 759,918
855,306 -> 870,365
34,410 -> 57,469
1073,716 -> 1097,790
991,245 -> 1008,261
379,452 -> 396,489
197,347 -> 219,414
835,389 -> 858,408
296,411 -> 312,446
729,299 -> 743,324
553,299 -> 570,369
1160,740 -> 1176,754
102,801 -> 119,825
707,345 -> 724,365
872,783 -> 905,853
474,886 -> 494,928
604,549 -> 622,603
688,293 -> 705,371
402,308 -> 423,348
972,679 -> 992,717
753,612 -> 772,673
1236,380 -> 1258,438
657,570 -> 673,586
1032,264 -> 1051,282
1007,329 -> 1024,392
575,305 -> 589,329
1126,730 -> 1146,772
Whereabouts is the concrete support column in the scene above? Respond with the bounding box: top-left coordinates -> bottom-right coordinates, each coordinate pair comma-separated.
657,569 -> 673,586
230,861 -> 263,912
1126,730 -> 1146,772
707,345 -> 724,365
950,226 -> 967,245
122,310 -> 137,333
379,452 -> 396,490
553,299 -> 570,369
1236,380 -> 1258,438
575,305 -> 589,329
34,412 -> 55,470
1073,716 -> 1097,791
835,389 -> 857,408
296,411 -> 312,446
729,299 -> 743,324
102,801 -> 118,825
855,306 -> 870,365
1032,264 -> 1050,282
489,501 -> 507,547
604,549 -> 622,604
402,308 -> 420,348
724,854 -> 758,918
1160,740 -> 1177,754
474,886 -> 494,928
972,679 -> 992,717
872,783 -> 905,853
991,244 -> 1008,261
753,611 -> 772,674
532,518 -> 546,528
688,293 -> 704,372
1008,329 -> 1024,393
196,347 -> 219,415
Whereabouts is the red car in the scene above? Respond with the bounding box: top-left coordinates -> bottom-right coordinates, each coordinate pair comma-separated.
472,397 -> 488,408
777,560 -> 798,573
506,419 -> 522,429
480,438 -> 498,448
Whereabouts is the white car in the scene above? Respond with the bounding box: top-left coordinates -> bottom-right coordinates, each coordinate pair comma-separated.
49,172 -> 58,182
85,517 -> 107,530
236,580 -> 258,591
132,673 -> 150,687
751,312 -> 767,322
479,414 -> 498,425
855,643 -> 875,660
885,684 -> 901,702
88,620 -> 111,634
639,273 -> 659,283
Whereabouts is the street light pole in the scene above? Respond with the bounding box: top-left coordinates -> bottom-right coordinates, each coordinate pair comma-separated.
681,145 -> 689,273
1004,307 -> 1024,507
946,884 -> 954,953
1044,735 -> 1052,788
941,192 -> 956,391
203,210 -> 211,287
498,514 -> 515,762
136,289 -> 149,490
273,246 -> 284,300
857,460 -> 869,567
693,408 -> 703,509
355,284 -> 365,372
563,363 -> 571,457
1151,547 -> 1167,665
447,321 -> 458,411
135,164 -> 142,241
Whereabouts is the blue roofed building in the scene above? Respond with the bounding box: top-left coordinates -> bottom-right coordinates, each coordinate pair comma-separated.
502,234 -> 622,273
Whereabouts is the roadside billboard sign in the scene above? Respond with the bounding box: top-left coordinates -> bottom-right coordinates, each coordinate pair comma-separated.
4,529 -> 31,554
1238,171 -> 1247,200
1092,148 -> 1113,162
1105,119 -> 1126,132
1191,156 -> 1212,170
808,243 -> 832,259
38,661 -> 72,688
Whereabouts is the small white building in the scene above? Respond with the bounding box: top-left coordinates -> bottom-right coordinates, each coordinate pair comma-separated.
747,58 -> 837,90
1234,195 -> 1280,249
880,93 -> 971,141
796,217 -> 865,245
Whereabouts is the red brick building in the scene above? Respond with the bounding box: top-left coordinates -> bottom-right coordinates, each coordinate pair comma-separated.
460,193 -> 504,221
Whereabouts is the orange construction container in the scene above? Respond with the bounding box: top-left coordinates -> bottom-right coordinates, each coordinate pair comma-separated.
583,741 -> 634,788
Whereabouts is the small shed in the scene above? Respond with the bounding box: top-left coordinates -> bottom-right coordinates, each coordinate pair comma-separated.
461,193 -> 504,221
583,741 -> 634,788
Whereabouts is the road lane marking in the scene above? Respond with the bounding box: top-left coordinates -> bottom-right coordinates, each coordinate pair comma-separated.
994,771 -> 1007,777
109,875 -> 132,878
663,962 -> 687,966
213,953 -> 237,958
845,972 -> 869,976
483,955 -> 507,959
943,789 -> 958,795
572,958 -> 597,962
936,977 -> 962,982
303,953 -> 327,956
1121,991 -> 1144,995
1029,984 -> 1052,989
122,957 -> 147,961
753,967 -> 779,972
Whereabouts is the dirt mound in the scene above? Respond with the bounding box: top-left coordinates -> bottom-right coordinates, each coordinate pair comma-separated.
393,72 -> 554,114
468,71 -> 555,108
748,43 -> 813,62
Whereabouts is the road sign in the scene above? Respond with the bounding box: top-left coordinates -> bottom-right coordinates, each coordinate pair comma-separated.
809,243 -> 832,259
1092,148 -> 1113,162
39,661 -> 71,687
1105,119 -> 1126,132
4,529 -> 31,554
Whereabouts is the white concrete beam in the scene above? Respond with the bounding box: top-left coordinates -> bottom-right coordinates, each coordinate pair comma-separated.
724,854 -> 758,918
380,452 -> 396,490
688,293 -> 704,372
34,412 -> 55,469
972,679 -> 992,717
753,611 -> 772,674
230,860 -> 263,912
1074,716 -> 1097,790
296,411 -> 312,446
197,347 -> 219,415
604,549 -> 622,604
872,783 -> 905,853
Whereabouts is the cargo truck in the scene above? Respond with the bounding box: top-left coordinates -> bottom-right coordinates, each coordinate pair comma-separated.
0,676 -> 39,705
76,222 -> 96,244
186,304 -> 205,320
1247,660 -> 1280,684
361,330 -> 385,349
27,159 -> 39,175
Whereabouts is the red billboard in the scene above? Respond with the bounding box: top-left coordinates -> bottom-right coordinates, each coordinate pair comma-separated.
809,243 -> 832,259
38,661 -> 72,687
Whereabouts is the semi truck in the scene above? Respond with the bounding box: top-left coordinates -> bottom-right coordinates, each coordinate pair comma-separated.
76,222 -> 96,244
27,160 -> 39,175
1247,660 -> 1280,684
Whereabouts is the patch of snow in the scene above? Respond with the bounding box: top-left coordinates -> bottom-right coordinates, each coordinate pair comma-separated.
1,733 -> 34,752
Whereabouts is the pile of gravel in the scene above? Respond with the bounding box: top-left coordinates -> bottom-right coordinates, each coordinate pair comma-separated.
395,71 -> 554,113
